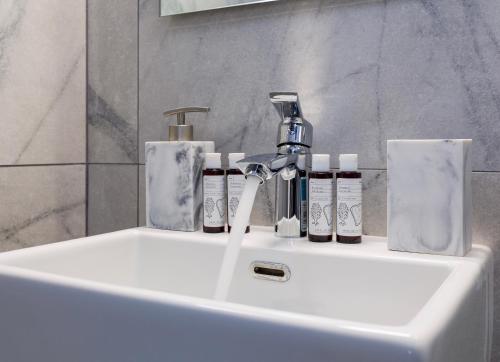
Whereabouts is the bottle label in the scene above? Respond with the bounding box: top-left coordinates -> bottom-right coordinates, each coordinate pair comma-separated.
203,175 -> 225,227
300,176 -> 308,233
308,178 -> 334,236
336,178 -> 362,236
227,174 -> 247,227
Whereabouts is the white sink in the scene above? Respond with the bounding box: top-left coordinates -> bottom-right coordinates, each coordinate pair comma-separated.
0,227 -> 492,362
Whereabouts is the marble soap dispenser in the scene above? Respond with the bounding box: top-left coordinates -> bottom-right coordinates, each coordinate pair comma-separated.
145,107 -> 214,231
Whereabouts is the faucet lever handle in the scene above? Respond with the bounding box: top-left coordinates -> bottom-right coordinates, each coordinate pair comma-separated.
269,92 -> 303,120
270,92 -> 312,148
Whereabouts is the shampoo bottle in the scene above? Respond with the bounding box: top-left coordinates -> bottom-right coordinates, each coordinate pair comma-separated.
203,153 -> 226,233
227,153 -> 250,233
336,154 -> 362,243
308,154 -> 334,242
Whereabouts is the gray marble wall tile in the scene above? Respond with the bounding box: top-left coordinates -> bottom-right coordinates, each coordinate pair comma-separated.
88,164 -> 138,236
361,169 -> 387,237
0,0 -> 86,165
0,166 -> 86,251
88,0 -> 138,163
139,0 -> 500,172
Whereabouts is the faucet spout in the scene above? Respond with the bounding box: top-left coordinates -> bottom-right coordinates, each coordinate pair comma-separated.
237,153 -> 298,184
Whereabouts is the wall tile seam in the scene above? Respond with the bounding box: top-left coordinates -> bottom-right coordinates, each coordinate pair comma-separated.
87,162 -> 139,165
136,0 -> 140,229
0,163 -> 87,168
85,0 -> 90,237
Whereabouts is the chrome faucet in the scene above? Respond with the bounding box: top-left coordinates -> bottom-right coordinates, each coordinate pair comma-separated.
237,92 -> 313,238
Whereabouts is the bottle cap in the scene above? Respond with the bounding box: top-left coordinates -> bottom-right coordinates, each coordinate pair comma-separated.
228,153 -> 245,169
297,154 -> 306,170
205,153 -> 221,169
339,154 -> 358,171
312,154 -> 330,172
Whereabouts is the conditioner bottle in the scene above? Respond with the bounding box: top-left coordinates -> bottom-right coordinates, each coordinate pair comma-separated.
203,153 -> 225,233
308,154 -> 334,242
336,154 -> 362,243
227,153 -> 250,233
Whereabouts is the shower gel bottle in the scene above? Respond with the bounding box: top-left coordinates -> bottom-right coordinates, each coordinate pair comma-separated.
203,153 -> 225,233
336,154 -> 362,243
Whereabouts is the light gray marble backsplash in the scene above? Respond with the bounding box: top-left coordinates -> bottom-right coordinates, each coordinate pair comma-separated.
0,166 -> 86,251
87,0 -> 500,359
139,0 -> 500,171
0,0 -> 86,165
0,1 -> 86,252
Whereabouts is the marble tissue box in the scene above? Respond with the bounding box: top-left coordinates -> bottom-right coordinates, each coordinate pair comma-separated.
146,141 -> 214,231
387,139 -> 472,257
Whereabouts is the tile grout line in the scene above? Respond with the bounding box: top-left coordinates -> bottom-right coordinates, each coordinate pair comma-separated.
136,0 -> 140,227
0,163 -> 86,168
1,163 -> 498,175
85,0 -> 89,237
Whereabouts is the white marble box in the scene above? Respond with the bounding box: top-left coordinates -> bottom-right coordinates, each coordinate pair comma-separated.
387,139 -> 472,256
146,141 -> 214,231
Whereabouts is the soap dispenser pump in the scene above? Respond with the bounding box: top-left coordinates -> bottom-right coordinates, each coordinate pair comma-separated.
145,107 -> 215,231
164,107 -> 209,141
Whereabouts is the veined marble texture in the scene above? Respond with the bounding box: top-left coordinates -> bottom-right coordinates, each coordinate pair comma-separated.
139,0 -> 500,171
0,0 -> 85,165
0,166 -> 85,252
387,140 -> 472,256
88,0 -> 138,163
146,141 -> 214,231
88,164 -> 138,236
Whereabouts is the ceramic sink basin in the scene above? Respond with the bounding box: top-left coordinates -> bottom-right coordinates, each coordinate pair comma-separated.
0,227 -> 492,362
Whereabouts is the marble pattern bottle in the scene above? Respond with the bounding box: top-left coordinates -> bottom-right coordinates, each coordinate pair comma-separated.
308,154 -> 333,242
146,107 -> 214,231
203,153 -> 226,233
226,153 -> 250,233
336,154 -> 362,243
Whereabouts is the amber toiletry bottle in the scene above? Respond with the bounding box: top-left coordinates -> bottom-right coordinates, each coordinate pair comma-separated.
203,153 -> 225,233
226,153 -> 250,233
336,154 -> 362,243
308,154 -> 334,242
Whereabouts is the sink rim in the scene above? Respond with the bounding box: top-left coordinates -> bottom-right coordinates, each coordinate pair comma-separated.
0,227 -> 492,350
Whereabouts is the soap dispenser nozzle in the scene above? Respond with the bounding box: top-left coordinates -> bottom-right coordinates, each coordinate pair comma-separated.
163,106 -> 210,141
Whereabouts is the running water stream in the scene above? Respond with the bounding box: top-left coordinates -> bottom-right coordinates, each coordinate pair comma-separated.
214,175 -> 261,301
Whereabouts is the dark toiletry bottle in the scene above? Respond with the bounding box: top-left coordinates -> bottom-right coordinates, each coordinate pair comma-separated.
336,154 -> 362,243
203,153 -> 225,233
308,154 -> 334,242
226,153 -> 250,234
298,154 -> 308,237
